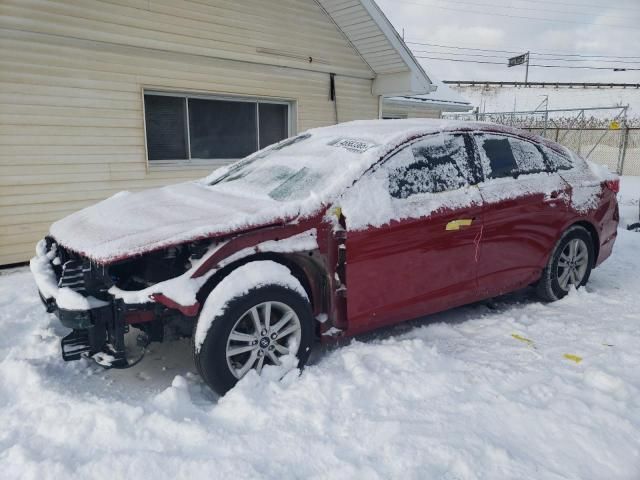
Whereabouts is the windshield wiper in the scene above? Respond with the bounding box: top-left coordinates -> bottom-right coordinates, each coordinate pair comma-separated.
209,157 -> 259,186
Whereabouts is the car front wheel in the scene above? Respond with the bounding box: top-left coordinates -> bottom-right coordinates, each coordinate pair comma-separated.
536,225 -> 595,302
194,283 -> 314,396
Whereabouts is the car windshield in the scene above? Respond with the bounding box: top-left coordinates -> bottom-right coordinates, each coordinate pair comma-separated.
207,133 -> 381,202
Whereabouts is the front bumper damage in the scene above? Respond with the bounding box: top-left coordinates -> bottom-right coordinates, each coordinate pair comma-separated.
30,239 -> 154,368
38,290 -> 140,368
38,288 -> 113,362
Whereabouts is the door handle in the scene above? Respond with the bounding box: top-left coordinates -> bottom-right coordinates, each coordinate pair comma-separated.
446,218 -> 474,231
544,191 -> 563,204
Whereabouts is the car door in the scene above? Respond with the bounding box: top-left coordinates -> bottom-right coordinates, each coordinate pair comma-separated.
341,133 -> 484,334
472,132 -> 572,298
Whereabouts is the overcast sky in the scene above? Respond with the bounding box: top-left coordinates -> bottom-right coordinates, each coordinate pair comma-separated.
375,0 -> 640,83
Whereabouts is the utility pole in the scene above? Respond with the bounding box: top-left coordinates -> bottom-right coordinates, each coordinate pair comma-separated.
525,51 -> 530,84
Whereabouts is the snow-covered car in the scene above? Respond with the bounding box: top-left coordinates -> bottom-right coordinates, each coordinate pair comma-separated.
31,119 -> 619,395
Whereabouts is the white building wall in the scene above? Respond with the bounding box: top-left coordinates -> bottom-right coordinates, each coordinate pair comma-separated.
0,0 -> 380,264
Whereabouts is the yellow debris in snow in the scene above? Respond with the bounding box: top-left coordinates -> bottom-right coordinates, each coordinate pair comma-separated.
512,333 -> 534,345
563,354 -> 583,364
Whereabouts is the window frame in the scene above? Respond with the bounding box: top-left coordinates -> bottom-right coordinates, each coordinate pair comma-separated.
364,131 -> 482,200
142,89 -> 296,170
471,132 -> 550,180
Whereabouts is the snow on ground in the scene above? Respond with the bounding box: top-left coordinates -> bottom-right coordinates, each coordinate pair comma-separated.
1,197 -> 640,479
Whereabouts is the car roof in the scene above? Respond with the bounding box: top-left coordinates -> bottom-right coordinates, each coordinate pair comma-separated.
305,119 -> 565,156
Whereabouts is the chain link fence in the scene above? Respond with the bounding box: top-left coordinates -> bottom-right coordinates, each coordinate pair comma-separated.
523,127 -> 640,176
444,106 -> 640,176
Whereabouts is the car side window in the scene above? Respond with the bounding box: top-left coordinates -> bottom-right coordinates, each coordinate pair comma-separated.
541,146 -> 573,171
387,134 -> 476,199
476,134 -> 546,178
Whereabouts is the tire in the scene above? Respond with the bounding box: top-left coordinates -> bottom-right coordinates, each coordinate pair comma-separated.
536,225 -> 595,302
194,284 -> 314,396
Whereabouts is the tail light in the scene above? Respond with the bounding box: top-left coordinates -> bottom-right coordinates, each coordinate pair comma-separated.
604,179 -> 620,194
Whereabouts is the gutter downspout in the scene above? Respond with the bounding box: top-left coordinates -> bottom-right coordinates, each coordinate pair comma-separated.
330,73 -> 339,124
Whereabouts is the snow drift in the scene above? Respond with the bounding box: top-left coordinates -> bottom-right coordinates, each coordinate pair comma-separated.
2,226 -> 640,479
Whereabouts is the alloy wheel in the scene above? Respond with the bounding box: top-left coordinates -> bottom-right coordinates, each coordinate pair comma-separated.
225,301 -> 302,379
556,238 -> 589,291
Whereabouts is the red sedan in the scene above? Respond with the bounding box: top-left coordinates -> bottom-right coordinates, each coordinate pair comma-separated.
31,119 -> 619,395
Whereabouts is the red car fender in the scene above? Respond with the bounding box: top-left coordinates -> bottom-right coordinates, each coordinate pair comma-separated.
189,210 -> 341,333
191,213 -> 324,278
544,215 -> 602,269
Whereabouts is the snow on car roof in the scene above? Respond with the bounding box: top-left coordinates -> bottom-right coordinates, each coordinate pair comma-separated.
304,118 -> 486,145
295,118 -> 561,156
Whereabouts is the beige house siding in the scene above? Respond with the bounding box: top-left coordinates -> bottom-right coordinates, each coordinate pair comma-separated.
0,0 -> 380,265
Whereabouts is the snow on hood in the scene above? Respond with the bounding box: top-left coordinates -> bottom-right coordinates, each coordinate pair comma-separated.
49,182 -> 297,263
48,119 -> 531,263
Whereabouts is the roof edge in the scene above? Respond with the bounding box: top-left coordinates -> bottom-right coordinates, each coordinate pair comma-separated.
315,0 -> 434,96
384,96 -> 472,112
358,0 -> 434,94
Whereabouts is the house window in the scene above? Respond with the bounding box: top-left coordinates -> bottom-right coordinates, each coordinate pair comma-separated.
144,95 -> 188,161
143,92 -> 291,164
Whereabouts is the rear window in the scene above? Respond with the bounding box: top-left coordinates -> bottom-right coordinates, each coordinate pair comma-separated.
478,137 -> 516,178
476,134 -> 546,178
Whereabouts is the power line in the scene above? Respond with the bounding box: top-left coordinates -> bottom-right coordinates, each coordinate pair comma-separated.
411,50 -> 640,64
391,0 -> 640,30
530,52 -> 639,60
415,56 -> 506,66
411,49 -> 518,60
406,40 -> 640,60
414,55 -> 640,70
528,57 -> 640,64
529,63 -> 640,70
407,41 -> 521,55
400,0 -> 632,21
514,0 -> 640,13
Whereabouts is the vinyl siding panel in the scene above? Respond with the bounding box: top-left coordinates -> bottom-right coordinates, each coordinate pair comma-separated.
0,0 -> 379,264
0,0 -> 374,78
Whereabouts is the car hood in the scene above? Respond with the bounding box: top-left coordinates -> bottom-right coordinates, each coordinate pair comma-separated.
49,181 -> 303,264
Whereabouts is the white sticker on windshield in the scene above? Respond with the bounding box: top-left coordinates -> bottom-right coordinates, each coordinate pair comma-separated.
330,138 -> 378,153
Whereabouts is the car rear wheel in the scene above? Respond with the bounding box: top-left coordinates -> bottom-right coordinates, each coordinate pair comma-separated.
194,284 -> 314,396
536,225 -> 594,302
